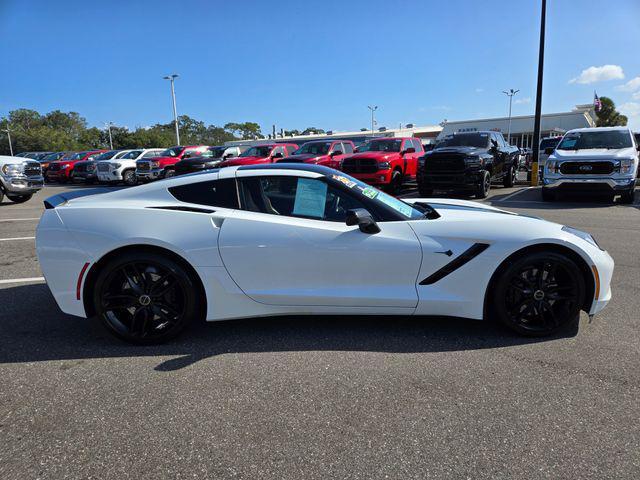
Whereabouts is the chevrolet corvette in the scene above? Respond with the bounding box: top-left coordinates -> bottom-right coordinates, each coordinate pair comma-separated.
36,164 -> 614,344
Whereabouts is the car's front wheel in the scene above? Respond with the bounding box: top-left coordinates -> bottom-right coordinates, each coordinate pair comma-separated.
503,164 -> 516,188
475,171 -> 490,199
7,194 -> 33,203
122,169 -> 137,186
492,252 -> 585,336
386,170 -> 403,195
92,252 -> 200,344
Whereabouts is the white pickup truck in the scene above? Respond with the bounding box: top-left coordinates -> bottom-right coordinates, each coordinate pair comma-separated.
0,155 -> 44,203
542,127 -> 639,203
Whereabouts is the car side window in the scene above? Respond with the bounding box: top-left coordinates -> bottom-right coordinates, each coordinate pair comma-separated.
343,142 -> 354,154
331,142 -> 344,154
238,176 -> 368,222
168,178 -> 239,209
413,139 -> 423,152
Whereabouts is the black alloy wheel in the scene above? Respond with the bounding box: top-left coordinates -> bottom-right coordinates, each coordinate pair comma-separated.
93,252 -> 199,344
493,252 -> 585,336
475,171 -> 490,199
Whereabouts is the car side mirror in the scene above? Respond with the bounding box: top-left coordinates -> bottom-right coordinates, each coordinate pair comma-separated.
403,147 -> 415,154
544,147 -> 554,155
345,208 -> 380,234
330,150 -> 343,156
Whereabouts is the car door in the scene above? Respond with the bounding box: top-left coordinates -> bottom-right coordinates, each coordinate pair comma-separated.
328,142 -> 346,169
217,171 -> 422,308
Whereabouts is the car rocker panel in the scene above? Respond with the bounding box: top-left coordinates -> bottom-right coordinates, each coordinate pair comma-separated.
35,164 -> 614,344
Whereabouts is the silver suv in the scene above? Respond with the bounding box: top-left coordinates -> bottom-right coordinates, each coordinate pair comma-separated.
0,155 -> 44,203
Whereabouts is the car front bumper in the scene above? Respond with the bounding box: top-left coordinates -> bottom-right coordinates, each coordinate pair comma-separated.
346,171 -> 392,185
136,168 -> 163,180
418,170 -> 484,190
72,171 -> 97,182
543,176 -> 636,193
1,174 -> 45,194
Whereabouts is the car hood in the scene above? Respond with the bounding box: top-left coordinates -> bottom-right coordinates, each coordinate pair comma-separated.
550,146 -> 637,161
282,153 -> 326,163
349,151 -> 399,161
404,198 -> 564,244
428,146 -> 486,156
223,156 -> 267,166
139,155 -> 177,163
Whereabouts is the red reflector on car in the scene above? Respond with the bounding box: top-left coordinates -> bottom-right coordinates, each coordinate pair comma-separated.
76,262 -> 90,300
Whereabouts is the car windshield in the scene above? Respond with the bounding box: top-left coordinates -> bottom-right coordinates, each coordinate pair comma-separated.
95,150 -> 119,160
358,139 -> 402,152
539,138 -> 560,150
436,133 -> 490,148
121,150 -> 143,159
70,151 -> 91,160
294,142 -> 332,155
328,172 -> 425,220
204,147 -> 227,158
240,146 -> 273,157
42,153 -> 61,161
161,147 -> 185,157
557,130 -> 633,150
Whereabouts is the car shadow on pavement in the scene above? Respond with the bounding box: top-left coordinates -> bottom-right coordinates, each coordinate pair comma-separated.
487,186 -> 639,209
0,283 -> 578,372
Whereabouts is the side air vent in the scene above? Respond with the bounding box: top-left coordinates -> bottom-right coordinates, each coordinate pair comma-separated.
147,206 -> 216,214
419,243 -> 489,285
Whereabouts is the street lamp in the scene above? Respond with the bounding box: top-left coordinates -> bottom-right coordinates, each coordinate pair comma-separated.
3,126 -> 13,156
368,105 -> 378,136
502,88 -> 519,144
105,122 -> 114,150
163,74 -> 180,145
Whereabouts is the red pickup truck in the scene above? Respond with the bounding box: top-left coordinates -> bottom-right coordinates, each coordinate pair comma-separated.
219,143 -> 299,167
277,140 -> 355,169
45,150 -> 107,183
339,137 -> 424,194
136,145 -> 209,181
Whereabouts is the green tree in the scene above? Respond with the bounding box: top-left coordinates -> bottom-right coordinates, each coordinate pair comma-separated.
224,122 -> 264,140
301,127 -> 325,135
596,97 -> 628,127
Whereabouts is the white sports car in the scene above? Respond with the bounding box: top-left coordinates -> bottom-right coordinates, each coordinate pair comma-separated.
36,164 -> 614,344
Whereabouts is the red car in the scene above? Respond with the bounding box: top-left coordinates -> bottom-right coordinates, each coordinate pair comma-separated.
219,143 -> 299,167
45,150 -> 107,183
339,137 -> 424,194
277,140 -> 355,169
136,145 -> 209,181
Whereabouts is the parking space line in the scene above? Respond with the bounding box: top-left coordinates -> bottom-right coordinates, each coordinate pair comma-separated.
0,217 -> 40,222
493,187 -> 534,202
0,236 -> 36,242
0,277 -> 45,285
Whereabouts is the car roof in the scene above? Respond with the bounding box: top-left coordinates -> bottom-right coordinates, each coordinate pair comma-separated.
237,163 -> 335,175
567,126 -> 630,133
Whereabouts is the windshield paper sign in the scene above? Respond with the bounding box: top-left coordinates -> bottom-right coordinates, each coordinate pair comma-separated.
293,178 -> 327,218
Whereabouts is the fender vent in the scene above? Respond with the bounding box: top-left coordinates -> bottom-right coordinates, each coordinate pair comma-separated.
147,206 -> 216,214
419,243 -> 489,285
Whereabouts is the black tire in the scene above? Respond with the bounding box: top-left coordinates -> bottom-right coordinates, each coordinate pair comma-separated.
475,170 -> 490,199
386,170 -> 403,195
541,187 -> 555,201
92,252 -> 200,344
164,168 -> 175,179
7,194 -> 32,203
492,252 -> 585,337
503,164 -> 516,188
0,188 -> 4,203
122,169 -> 137,186
619,187 -> 635,204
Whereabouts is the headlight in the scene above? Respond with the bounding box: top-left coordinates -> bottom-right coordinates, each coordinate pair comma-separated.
150,161 -> 160,168
546,160 -> 558,173
61,163 -> 70,169
1,163 -> 23,175
562,225 -> 601,249
112,163 -> 121,169
378,161 -> 391,170
619,158 -> 634,175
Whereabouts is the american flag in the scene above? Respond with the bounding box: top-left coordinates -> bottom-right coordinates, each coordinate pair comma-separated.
594,91 -> 602,111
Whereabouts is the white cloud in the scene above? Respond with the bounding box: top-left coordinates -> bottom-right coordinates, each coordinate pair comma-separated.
569,65 -> 624,84
615,76 -> 640,92
619,102 -> 640,129
514,97 -> 531,105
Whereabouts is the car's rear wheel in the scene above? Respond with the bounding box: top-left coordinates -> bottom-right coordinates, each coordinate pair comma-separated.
93,252 -> 199,344
503,164 -> 516,188
122,169 -> 137,186
475,171 -> 490,199
7,194 -> 32,203
492,252 -> 585,336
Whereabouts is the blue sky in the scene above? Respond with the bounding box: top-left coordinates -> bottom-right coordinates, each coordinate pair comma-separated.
1,0 -> 639,132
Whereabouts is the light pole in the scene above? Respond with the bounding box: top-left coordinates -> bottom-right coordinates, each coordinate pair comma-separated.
368,105 -> 378,136
105,122 -> 113,150
3,126 -> 13,156
502,88 -> 519,144
531,0 -> 546,187
163,74 -> 180,145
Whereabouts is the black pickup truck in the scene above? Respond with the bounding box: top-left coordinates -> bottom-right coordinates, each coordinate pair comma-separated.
416,131 -> 520,198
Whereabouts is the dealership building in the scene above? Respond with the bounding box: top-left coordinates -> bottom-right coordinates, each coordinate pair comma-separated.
225,104 -> 596,148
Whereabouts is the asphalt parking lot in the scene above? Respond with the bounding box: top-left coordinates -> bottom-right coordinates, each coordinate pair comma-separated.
1,182 -> 639,479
